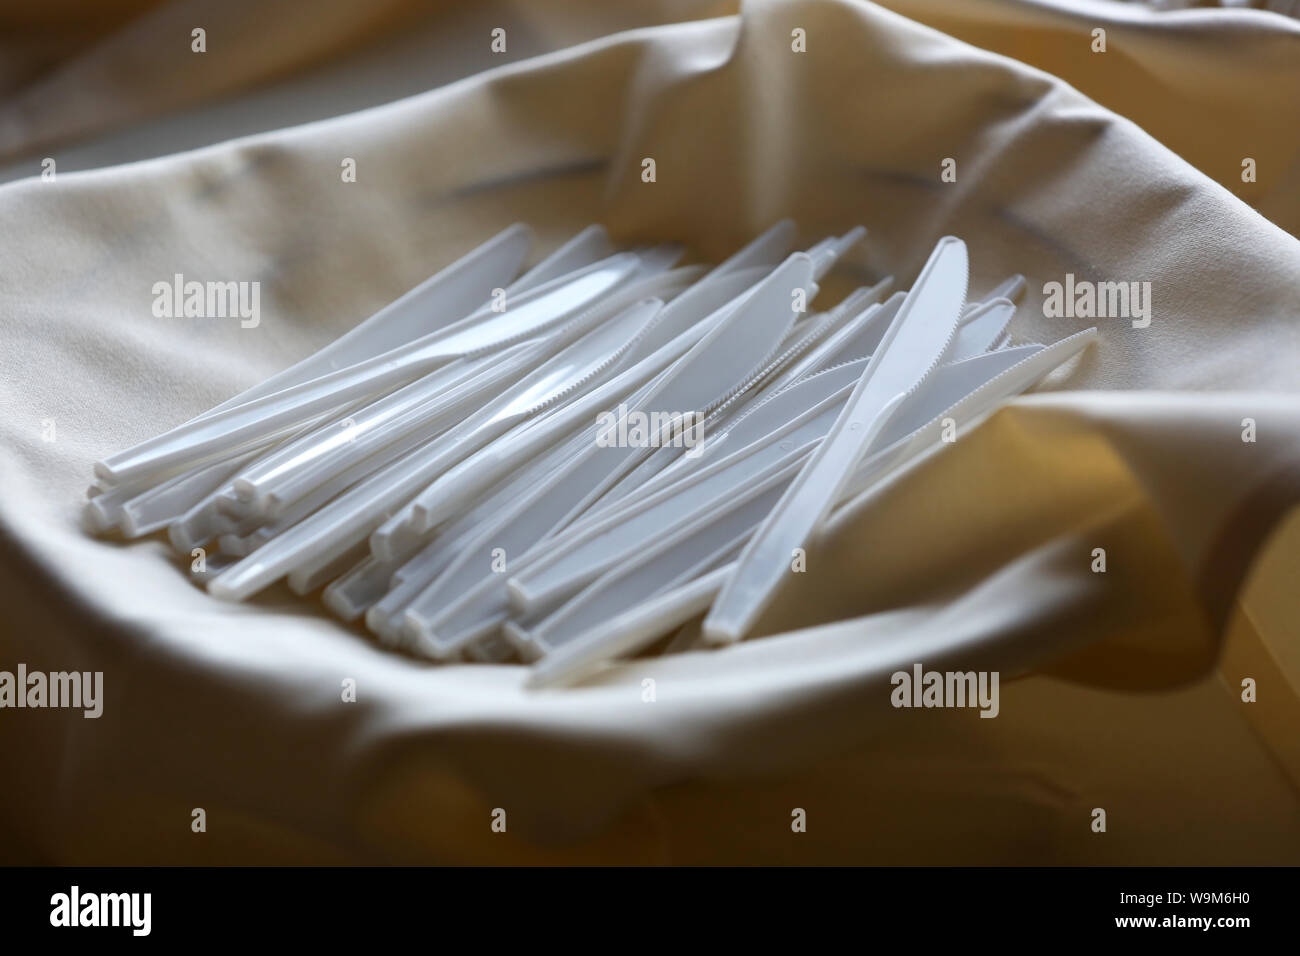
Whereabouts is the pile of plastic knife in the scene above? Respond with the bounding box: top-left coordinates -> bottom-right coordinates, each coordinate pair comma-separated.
85,222 -> 1096,686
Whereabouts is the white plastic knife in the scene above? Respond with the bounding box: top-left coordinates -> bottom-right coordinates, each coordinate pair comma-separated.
703,236 -> 971,643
